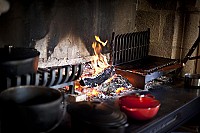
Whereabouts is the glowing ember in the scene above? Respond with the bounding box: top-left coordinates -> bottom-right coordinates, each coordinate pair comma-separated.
74,73 -> 134,101
86,88 -> 99,97
75,83 -> 83,92
115,87 -> 125,94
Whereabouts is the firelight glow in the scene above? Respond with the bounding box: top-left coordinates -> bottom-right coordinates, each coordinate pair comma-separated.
91,36 -> 109,75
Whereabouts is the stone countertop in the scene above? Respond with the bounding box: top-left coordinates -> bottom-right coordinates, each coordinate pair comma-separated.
51,78 -> 200,133
125,78 -> 200,133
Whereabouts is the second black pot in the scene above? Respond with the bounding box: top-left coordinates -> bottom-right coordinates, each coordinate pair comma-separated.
0,46 -> 40,77
67,101 -> 128,133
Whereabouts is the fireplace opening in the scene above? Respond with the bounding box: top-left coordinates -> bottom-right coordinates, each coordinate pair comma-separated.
0,0 -> 138,97
0,0 -> 137,68
0,0 -> 199,97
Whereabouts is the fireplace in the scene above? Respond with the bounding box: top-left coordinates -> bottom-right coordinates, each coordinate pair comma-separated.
0,0 -> 200,132
0,0 -> 199,104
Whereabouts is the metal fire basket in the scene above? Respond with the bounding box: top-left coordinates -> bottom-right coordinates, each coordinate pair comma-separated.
0,63 -> 83,91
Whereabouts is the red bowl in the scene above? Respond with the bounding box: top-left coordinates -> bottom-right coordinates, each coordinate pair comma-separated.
118,94 -> 160,121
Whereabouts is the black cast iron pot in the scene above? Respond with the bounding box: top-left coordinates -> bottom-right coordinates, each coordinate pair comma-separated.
184,73 -> 200,88
0,85 -> 66,133
67,101 -> 128,133
0,46 -> 40,77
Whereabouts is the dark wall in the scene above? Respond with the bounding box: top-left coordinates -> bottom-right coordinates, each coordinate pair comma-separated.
0,0 -> 136,61
0,0 -> 55,47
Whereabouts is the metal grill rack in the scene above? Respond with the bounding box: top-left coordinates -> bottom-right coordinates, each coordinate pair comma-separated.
110,28 -> 181,89
111,28 -> 150,66
0,63 -> 83,90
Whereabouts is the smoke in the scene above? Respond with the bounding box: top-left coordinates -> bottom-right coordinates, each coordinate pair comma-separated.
0,0 -> 10,15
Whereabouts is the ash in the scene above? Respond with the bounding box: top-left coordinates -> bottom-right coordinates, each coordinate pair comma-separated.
88,74 -> 137,101
80,63 -> 141,101
98,74 -> 132,93
145,75 -> 173,90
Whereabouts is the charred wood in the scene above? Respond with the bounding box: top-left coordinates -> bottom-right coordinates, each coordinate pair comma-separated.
79,66 -> 115,87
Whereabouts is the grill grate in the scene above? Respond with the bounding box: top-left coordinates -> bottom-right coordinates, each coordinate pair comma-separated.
111,28 -> 150,66
110,28 -> 181,89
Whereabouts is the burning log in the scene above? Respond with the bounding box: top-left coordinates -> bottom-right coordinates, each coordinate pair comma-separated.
78,35 -> 134,99
79,66 -> 115,87
79,35 -> 115,87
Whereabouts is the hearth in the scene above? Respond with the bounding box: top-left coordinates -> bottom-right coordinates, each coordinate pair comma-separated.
0,28 -> 199,133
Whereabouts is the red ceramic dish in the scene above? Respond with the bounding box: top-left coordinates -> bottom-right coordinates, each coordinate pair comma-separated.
118,94 -> 160,121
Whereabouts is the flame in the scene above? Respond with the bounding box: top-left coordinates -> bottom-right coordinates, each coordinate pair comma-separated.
91,36 -> 109,74
95,36 -> 108,46
86,88 -> 99,97
75,84 -> 83,92
115,87 -> 125,94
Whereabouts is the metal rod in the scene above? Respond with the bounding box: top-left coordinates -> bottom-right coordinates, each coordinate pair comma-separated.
189,55 -> 200,60
74,64 -> 83,81
46,69 -> 56,87
52,67 -> 63,86
176,26 -> 200,75
181,26 -> 200,65
40,72 -> 48,86
67,65 -> 78,82
60,65 -> 70,83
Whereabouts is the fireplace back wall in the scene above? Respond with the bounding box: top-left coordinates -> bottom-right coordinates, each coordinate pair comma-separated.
0,0 -> 136,67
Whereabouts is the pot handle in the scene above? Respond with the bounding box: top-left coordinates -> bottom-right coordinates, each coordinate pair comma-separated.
40,90 -> 67,133
4,45 -> 13,54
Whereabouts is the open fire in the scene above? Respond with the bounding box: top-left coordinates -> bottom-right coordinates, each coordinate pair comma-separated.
75,73 -> 134,101
41,32 -> 172,102
67,36 -> 136,101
